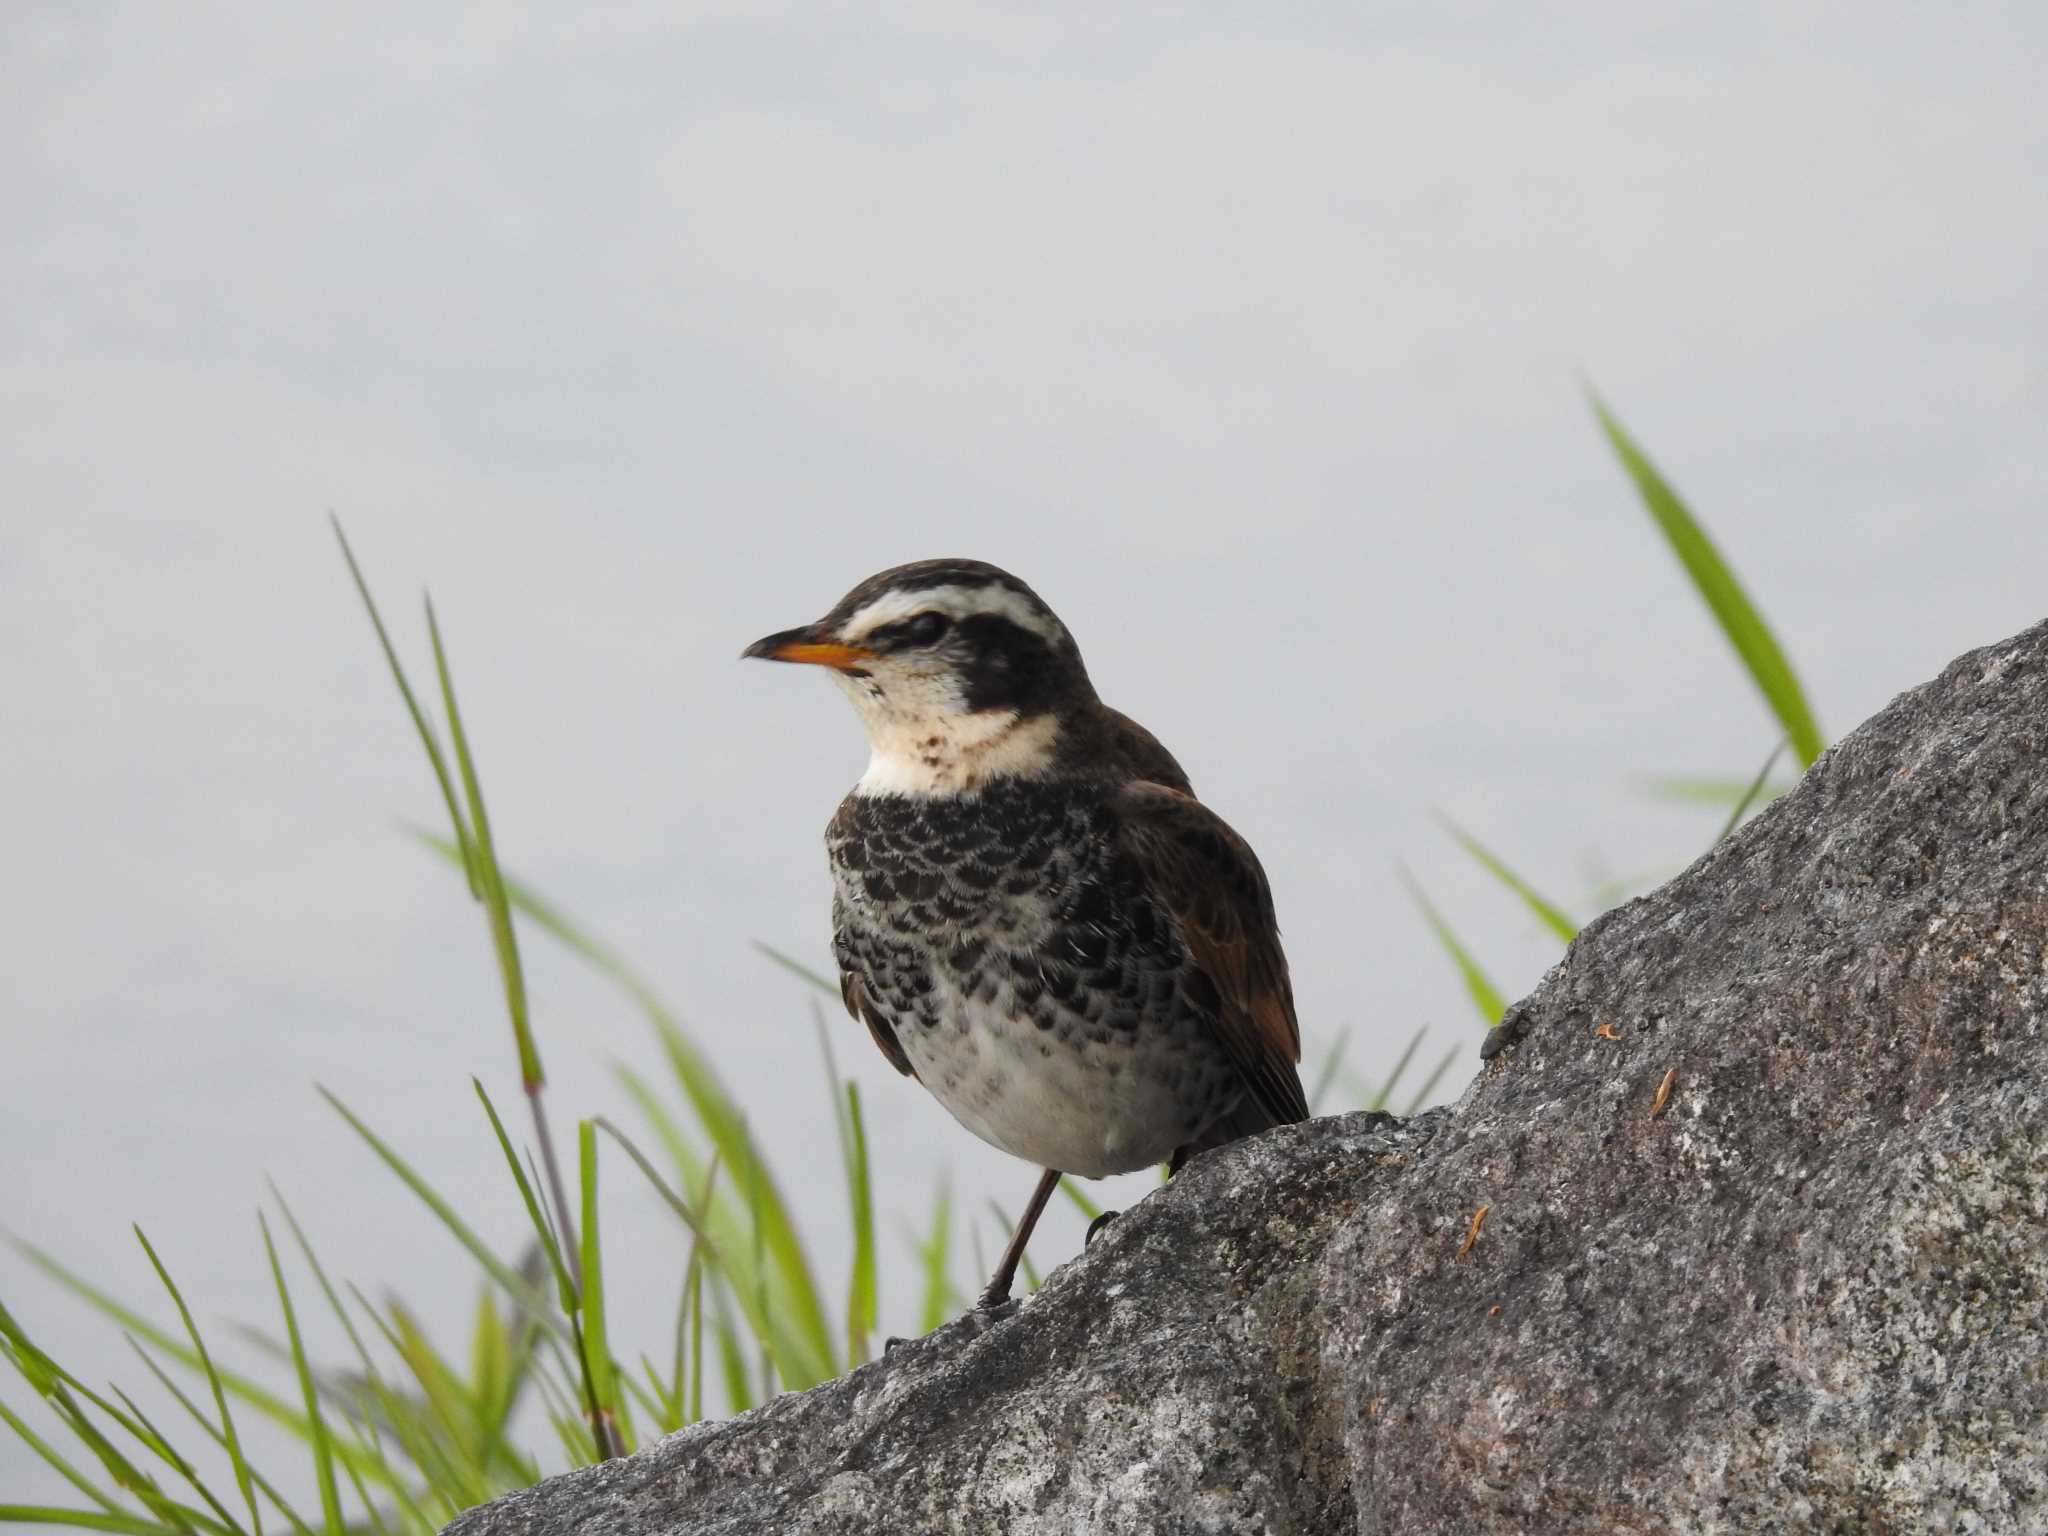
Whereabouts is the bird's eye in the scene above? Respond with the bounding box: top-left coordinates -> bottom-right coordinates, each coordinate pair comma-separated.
902,612 -> 950,647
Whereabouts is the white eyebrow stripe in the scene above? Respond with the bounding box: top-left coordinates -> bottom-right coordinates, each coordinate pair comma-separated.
839,584 -> 1064,646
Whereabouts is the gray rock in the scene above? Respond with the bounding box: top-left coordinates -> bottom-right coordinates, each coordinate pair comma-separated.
450,619 -> 2048,1535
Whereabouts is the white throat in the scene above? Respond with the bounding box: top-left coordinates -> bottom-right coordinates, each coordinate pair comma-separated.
853,709 -> 1063,797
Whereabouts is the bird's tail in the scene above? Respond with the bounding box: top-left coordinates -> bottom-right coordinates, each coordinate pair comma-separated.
1169,1086 -> 1304,1175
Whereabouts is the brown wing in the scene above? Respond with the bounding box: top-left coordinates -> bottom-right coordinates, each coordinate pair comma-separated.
1100,706 -> 1194,795
839,965 -> 916,1079
1114,780 -> 1308,1129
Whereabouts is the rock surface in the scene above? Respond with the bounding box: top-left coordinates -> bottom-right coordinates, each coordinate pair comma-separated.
450,620 -> 2048,1535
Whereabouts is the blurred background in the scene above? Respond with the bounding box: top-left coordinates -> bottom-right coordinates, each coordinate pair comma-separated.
4,0 -> 2045,1511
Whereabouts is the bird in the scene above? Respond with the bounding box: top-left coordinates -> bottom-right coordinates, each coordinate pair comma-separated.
744,558 -> 1308,1312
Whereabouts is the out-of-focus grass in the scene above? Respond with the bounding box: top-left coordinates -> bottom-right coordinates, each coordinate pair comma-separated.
1592,395 -> 1825,766
1401,394 -> 1824,1042
1398,864 -> 1509,1026
1,401 -> 1831,1532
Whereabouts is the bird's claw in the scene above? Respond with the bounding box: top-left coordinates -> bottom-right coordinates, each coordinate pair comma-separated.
883,1295 -> 1019,1360
971,1290 -> 1022,1322
1085,1209 -> 1121,1246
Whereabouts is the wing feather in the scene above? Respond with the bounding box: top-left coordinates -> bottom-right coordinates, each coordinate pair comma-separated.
838,965 -> 916,1078
1101,707 -> 1193,794
1113,780 -> 1308,1130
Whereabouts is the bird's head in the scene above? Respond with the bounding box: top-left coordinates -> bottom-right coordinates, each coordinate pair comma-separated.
744,558 -> 1096,796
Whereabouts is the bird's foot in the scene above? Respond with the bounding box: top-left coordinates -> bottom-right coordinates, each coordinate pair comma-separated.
971,1286 -> 1022,1322
881,1295 -> 1019,1360
1084,1209 -> 1121,1246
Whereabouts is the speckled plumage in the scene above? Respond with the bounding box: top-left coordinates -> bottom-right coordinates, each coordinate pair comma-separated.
828,778 -> 1247,1178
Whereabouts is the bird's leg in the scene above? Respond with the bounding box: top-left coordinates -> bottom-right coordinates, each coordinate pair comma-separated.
976,1167 -> 1062,1312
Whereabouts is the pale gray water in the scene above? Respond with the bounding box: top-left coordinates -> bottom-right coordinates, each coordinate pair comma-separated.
4,0 -> 2045,1507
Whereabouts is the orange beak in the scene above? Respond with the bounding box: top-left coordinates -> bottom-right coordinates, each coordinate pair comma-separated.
742,625 -> 874,673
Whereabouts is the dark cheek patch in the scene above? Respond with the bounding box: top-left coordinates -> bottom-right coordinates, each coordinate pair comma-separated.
959,615 -> 1062,715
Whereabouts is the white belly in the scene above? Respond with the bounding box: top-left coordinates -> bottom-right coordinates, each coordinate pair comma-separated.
896,969 -> 1220,1179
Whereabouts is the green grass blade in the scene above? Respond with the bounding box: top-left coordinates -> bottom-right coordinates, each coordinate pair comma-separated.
1397,866 -> 1507,1027
118,1346 -> 314,1536
131,1230 -> 259,1536
257,1217 -> 342,1536
806,1002 -> 855,1192
523,1367 -> 585,1468
317,1090 -> 563,1339
329,517 -> 478,898
609,1073 -> 820,1382
751,942 -> 840,997
347,1298 -> 473,1517
589,1121 -> 729,1264
268,1181 -> 487,1520
636,1143 -> 716,1424
1591,394 -> 1825,766
0,1509 -> 181,1534
635,1355 -> 680,1437
744,1146 -> 773,1403
913,1182 -> 956,1335
1574,865 -> 1678,915
466,1292 -> 507,1466
615,1367 -> 667,1439
1638,774 -> 1788,806
0,1394 -> 128,1519
842,1084 -> 877,1367
471,1080 -> 578,1314
86,1386 -> 190,1492
1434,815 -> 1577,942
102,1380 -> 246,1536
605,1370 -> 639,1460
265,1187 -> 380,1396
1055,1178 -> 1103,1225
327,1453 -> 387,1536
6,1249 -> 406,1499
628,1034 -> 831,1383
685,1266 -> 705,1427
1402,1043 -> 1461,1115
575,1123 -> 620,1460
1,1298 -> 193,1531
472,1317 -> 543,1492
1365,1025 -> 1427,1113
708,1284 -> 752,1415
584,1123 -> 754,1434
1306,1026 -> 1352,1114
1714,741 -> 1786,846
421,598 -> 540,1088
684,1157 -> 720,1426
93,1385 -> 224,1522
523,1150 -> 565,1270
220,1322 -> 433,1536
418,832 -> 839,1387
968,1224 -> 988,1295
0,1308 -> 60,1399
